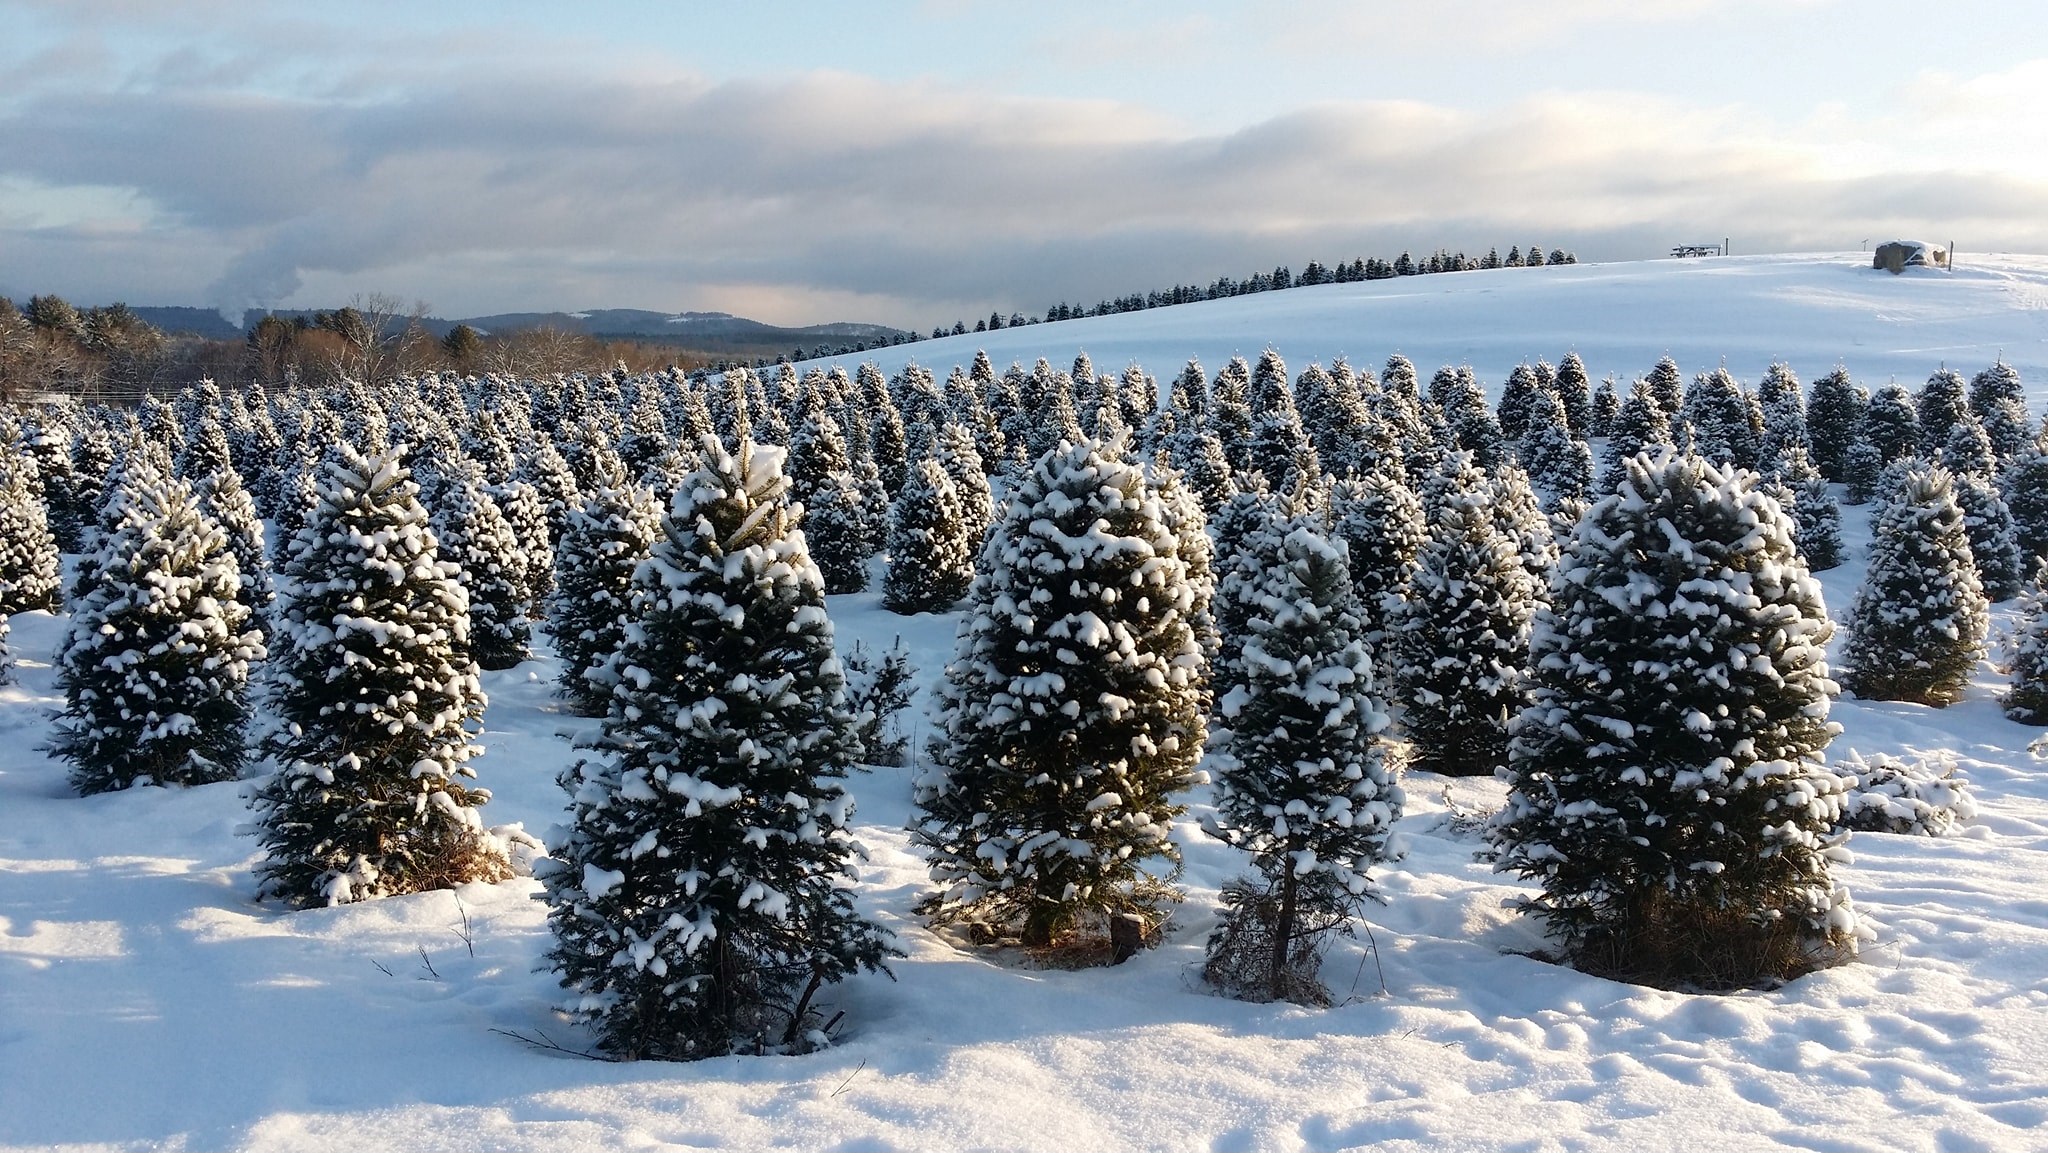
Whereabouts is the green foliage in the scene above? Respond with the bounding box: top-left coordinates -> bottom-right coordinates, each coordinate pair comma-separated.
1492,451 -> 1854,989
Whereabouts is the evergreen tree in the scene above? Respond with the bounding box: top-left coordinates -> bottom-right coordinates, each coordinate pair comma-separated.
933,421 -> 994,552
1756,361 -> 1809,469
0,612 -> 11,686
1806,368 -> 1868,481
550,459 -> 664,718
195,461 -> 274,630
1954,473 -> 2024,601
0,456 -> 61,615
2001,579 -> 2048,724
2001,439 -> 2048,569
1775,449 -> 1844,572
1679,368 -> 1762,470
914,440 -> 1206,947
1916,368 -> 1970,452
1209,487 -> 1289,674
1589,377 -> 1621,440
425,460 -> 532,670
1490,451 -> 1853,988
1209,357 -> 1256,475
883,456 -> 975,614
541,437 -> 891,1060
1841,440 -> 1884,506
1644,356 -> 1685,420
1597,380 -> 1673,494
1840,467 -> 1988,707
1388,456 -> 1538,776
1206,515 -> 1402,1002
1326,472 -> 1427,660
1941,414 -> 1998,481
492,478 -> 556,608
1516,387 -> 1593,512
1863,384 -> 1921,462
1970,360 -> 2033,462
51,461 -> 262,794
1554,352 -> 1593,439
250,446 -> 508,907
1497,363 -> 1546,442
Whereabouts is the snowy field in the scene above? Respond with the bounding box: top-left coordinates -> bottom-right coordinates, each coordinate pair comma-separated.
7,253 -> 2048,1152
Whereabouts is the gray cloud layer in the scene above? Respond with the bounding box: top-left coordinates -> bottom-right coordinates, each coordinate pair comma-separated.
4,59 -> 2045,326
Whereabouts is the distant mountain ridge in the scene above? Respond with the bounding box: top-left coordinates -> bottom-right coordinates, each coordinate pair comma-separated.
119,305 -> 908,350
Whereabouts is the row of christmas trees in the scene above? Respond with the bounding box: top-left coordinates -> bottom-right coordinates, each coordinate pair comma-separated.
2,342 -> 2044,1058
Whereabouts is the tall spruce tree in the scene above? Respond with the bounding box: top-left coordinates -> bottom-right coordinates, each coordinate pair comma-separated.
1806,367 -> 1868,481
1864,384 -> 1921,462
2001,578 -> 2048,724
1953,473 -> 2024,602
2002,438 -> 2048,569
1327,473 -> 1427,657
0,456 -> 61,615
1490,450 -> 1854,988
550,457 -> 664,718
1387,455 -> 1539,776
540,436 -> 891,1061
1840,467 -> 1988,707
1916,368 -> 1970,452
914,440 -> 1206,947
51,461 -> 262,794
1207,515 -> 1403,1002
882,455 -> 975,614
426,459 -> 532,670
250,446 -> 508,907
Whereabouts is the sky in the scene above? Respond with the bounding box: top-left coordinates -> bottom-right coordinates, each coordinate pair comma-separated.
3,0 -> 2045,329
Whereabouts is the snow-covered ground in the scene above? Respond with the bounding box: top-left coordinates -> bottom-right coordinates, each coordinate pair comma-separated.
7,253 -> 2048,1152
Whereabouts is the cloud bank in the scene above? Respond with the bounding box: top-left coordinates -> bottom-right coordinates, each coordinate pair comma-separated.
2,18 -> 2043,327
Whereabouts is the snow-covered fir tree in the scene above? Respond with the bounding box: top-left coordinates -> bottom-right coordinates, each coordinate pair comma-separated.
1206,514 -> 1403,1003
1644,356 -> 1685,421
425,458 -> 532,670
1840,466 -> 1988,707
1863,383 -> 1921,462
1756,361 -> 1809,469
1496,363 -> 1547,442
540,436 -> 891,1060
1387,455 -> 1539,776
0,456 -> 62,615
550,456 -> 664,718
1209,486 -> 1290,674
1554,352 -> 1593,440
1916,368 -> 1970,453
194,461 -> 274,626
51,460 -> 262,795
1953,473 -> 2024,601
933,421 -> 994,553
1679,367 -> 1763,470
914,440 -> 1207,947
249,445 -> 509,907
883,455 -> 975,614
1516,386 -> 1594,512
1490,450 -> 1854,988
1806,367 -> 1868,481
491,478 -> 556,609
1589,377 -> 1621,439
1597,380 -> 1673,494
2001,578 -> 2048,724
1775,448 -> 1844,572
2002,437 -> 2048,569
1209,357 -> 1257,476
1969,360 -> 2034,462
1327,473 -> 1427,657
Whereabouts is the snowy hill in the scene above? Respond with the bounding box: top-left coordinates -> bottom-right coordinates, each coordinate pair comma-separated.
831,252 -> 2048,406
7,252 -> 2048,1152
